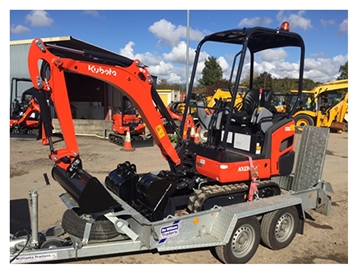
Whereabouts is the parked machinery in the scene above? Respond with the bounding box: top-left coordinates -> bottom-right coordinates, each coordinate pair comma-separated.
108,94 -> 153,147
10,22 -> 333,264
10,77 -> 51,145
274,79 -> 348,133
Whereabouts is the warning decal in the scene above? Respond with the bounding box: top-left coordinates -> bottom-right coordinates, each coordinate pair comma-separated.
155,124 -> 165,138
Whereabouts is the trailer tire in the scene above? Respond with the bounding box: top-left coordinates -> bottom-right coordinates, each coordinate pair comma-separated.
294,114 -> 314,133
61,209 -> 119,241
215,216 -> 260,264
260,206 -> 299,250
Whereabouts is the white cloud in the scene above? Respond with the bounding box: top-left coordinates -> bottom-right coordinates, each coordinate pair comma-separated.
25,10 -> 53,27
82,10 -> 100,17
304,54 -> 348,82
163,41 -> 197,64
218,56 -> 230,75
118,17 -> 346,85
320,19 -> 336,27
276,10 -> 312,30
238,17 -> 272,27
119,41 -> 136,58
120,41 -> 164,66
261,48 -> 288,62
10,25 -> 30,34
338,19 -> 348,34
148,19 -> 205,47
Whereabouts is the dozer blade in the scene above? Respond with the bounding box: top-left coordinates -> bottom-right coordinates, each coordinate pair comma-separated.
131,138 -> 154,148
10,133 -> 38,140
109,133 -> 154,148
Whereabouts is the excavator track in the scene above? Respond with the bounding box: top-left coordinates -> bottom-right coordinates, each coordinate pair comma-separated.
187,180 -> 281,213
108,133 -> 154,148
108,133 -> 125,146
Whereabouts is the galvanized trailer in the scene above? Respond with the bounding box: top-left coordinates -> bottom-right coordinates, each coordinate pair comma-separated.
10,126 -> 333,264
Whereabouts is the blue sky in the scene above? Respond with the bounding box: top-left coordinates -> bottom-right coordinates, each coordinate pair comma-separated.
9,7 -> 349,85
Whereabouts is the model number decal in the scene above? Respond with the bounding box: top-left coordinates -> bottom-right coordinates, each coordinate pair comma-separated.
238,166 -> 250,172
88,65 -> 117,76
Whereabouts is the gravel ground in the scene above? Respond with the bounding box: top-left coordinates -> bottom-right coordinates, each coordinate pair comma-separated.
9,130 -> 350,265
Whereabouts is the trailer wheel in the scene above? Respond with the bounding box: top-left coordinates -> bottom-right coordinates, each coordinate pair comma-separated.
61,209 -> 119,240
260,206 -> 299,250
294,114 -> 314,133
215,216 -> 260,264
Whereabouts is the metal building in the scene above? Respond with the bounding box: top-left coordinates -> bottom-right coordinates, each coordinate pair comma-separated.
10,36 -> 129,122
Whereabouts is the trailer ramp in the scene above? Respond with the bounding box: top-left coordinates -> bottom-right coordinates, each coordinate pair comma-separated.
272,126 -> 333,215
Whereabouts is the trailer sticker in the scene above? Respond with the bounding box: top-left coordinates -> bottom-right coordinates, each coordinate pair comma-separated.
158,220 -> 180,244
13,253 -> 57,263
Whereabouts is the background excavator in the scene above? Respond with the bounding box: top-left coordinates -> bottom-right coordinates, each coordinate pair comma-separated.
10,77 -> 50,145
272,79 -> 348,133
292,79 -> 348,133
108,94 -> 153,147
13,22 -> 332,264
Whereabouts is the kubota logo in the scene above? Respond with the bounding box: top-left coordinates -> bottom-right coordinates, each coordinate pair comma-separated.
88,65 -> 116,76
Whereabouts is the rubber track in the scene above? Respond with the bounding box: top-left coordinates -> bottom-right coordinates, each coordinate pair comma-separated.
187,181 -> 279,213
108,133 -> 125,146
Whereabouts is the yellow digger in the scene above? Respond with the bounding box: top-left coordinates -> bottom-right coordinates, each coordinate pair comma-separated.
283,79 -> 348,133
205,87 -> 246,108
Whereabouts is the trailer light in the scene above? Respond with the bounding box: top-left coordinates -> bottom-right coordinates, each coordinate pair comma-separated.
280,22 -> 290,31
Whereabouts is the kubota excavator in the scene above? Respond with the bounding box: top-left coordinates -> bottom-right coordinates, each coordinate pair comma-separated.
108,94 -> 154,147
10,78 -> 51,145
13,22 -> 329,264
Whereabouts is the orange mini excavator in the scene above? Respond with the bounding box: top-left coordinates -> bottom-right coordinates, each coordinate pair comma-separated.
10,22 -> 334,265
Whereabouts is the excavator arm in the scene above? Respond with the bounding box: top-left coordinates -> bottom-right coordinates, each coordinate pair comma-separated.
27,38 -> 181,169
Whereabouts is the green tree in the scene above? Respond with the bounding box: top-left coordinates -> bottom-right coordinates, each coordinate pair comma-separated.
302,78 -> 318,90
203,79 -> 230,96
253,72 -> 273,90
337,61 -> 348,80
156,79 -> 170,89
156,78 -> 181,91
198,56 -> 223,87
272,78 -> 294,94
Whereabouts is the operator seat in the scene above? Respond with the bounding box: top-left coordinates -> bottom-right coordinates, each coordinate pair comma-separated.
226,89 -> 277,135
196,98 -> 223,130
230,89 -> 260,124
230,89 -> 276,123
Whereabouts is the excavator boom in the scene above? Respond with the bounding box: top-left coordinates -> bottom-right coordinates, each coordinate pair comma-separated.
28,38 -> 181,167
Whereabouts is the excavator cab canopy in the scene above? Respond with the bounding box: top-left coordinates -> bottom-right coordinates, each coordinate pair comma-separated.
180,23 -> 305,151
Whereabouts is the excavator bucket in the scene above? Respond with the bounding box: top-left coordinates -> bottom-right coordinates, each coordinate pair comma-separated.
51,165 -> 120,214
